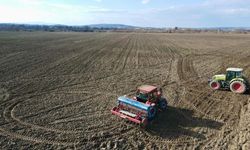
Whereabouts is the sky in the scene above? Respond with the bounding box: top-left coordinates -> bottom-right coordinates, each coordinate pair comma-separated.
0,0 -> 250,27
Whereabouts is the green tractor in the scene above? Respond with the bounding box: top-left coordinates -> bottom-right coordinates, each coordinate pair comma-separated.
208,68 -> 249,94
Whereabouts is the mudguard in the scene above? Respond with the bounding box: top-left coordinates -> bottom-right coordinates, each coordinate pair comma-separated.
230,78 -> 245,84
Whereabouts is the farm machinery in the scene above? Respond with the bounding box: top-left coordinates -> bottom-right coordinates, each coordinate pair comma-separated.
208,68 -> 249,94
111,85 -> 167,127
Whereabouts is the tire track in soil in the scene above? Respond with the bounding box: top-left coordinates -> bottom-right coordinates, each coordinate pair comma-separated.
0,74 -> 142,146
1,94 -> 99,129
0,100 -> 77,146
112,37 -> 131,71
0,93 -> 135,146
174,52 -> 248,149
121,36 -> 134,71
0,127 -> 76,146
132,42 -> 201,145
178,53 -> 245,128
171,53 -> 226,145
176,54 -> 224,121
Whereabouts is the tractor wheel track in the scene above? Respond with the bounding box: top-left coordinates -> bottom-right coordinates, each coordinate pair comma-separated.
0,127 -> 76,146
0,98 -> 135,146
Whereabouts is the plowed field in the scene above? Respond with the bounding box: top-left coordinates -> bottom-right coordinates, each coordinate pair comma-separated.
0,32 -> 250,149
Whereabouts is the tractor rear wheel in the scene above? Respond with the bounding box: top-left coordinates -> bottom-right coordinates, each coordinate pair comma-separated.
209,80 -> 221,90
230,80 -> 246,94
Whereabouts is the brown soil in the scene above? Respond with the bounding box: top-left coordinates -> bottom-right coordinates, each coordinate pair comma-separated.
0,32 -> 250,149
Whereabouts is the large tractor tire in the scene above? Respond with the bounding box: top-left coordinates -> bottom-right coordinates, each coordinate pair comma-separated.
159,98 -> 168,111
230,80 -> 246,94
209,80 -> 221,90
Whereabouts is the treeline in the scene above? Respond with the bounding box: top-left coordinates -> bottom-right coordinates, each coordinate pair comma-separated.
0,23 -> 120,32
0,23 -> 249,33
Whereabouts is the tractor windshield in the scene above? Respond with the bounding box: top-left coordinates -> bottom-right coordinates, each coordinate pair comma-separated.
136,92 -> 148,103
226,71 -> 235,81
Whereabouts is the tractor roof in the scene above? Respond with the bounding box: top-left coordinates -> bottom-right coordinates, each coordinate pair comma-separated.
226,68 -> 243,72
138,85 -> 157,93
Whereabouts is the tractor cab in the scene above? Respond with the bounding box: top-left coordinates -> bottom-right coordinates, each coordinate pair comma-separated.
226,68 -> 243,81
136,85 -> 161,103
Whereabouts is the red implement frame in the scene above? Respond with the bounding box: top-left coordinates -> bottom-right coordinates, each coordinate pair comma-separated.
111,107 -> 146,124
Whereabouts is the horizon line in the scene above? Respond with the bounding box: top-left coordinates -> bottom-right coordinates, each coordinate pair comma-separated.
1,22 -> 250,29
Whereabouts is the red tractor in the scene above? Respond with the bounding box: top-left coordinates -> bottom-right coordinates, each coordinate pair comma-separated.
111,85 -> 168,127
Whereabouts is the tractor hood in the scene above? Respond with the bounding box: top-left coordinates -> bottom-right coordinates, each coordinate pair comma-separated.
213,74 -> 226,81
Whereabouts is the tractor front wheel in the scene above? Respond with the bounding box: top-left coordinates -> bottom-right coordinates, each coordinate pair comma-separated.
209,80 -> 221,90
159,98 -> 168,111
230,81 -> 246,94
